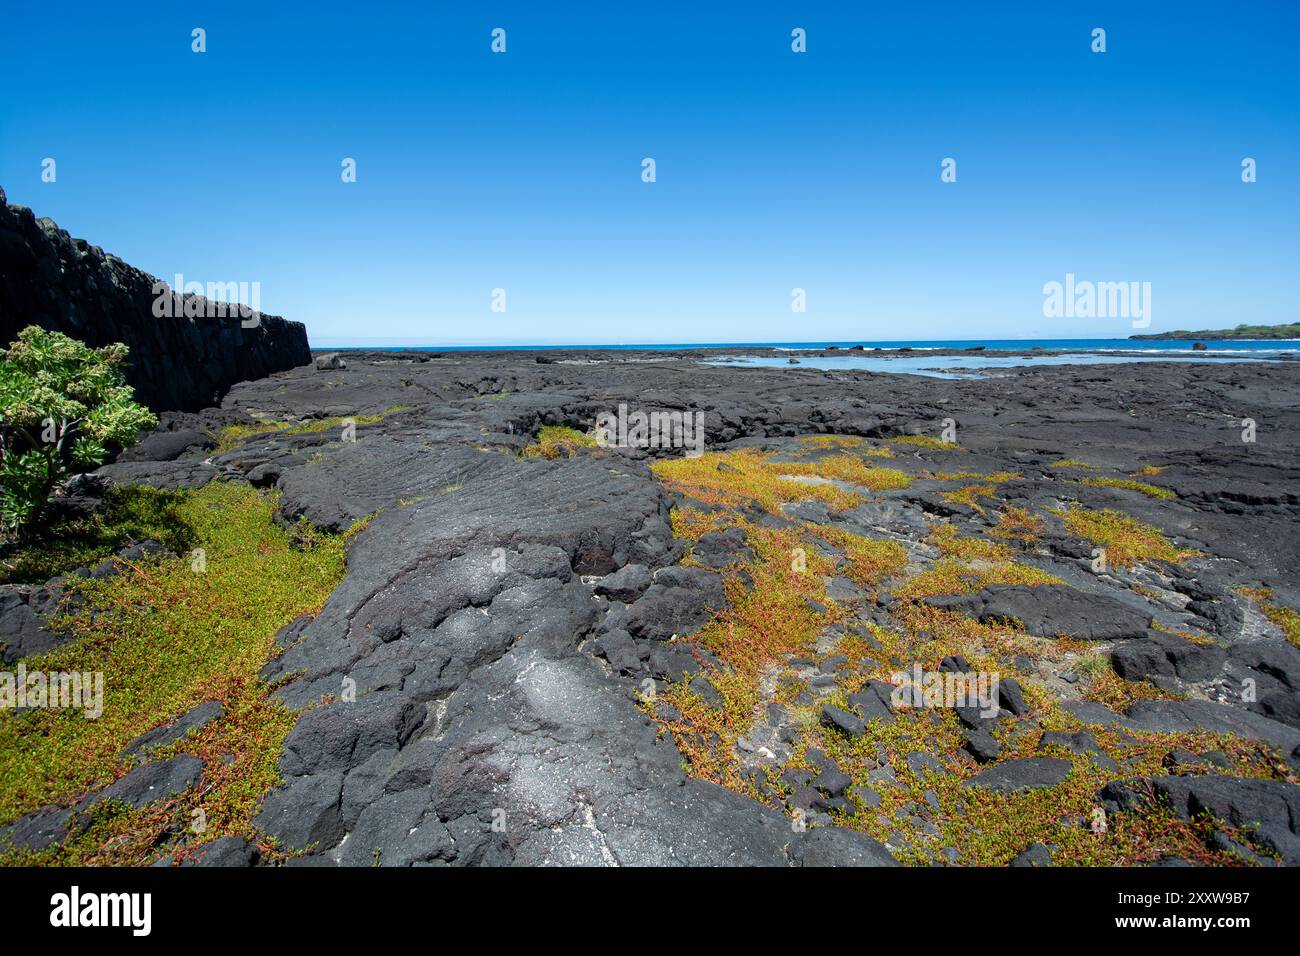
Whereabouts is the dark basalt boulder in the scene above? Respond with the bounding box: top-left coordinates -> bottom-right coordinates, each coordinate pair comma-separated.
275,439 -> 500,532
1,539 -> 185,663
1229,640 -> 1300,691
690,674 -> 726,708
93,458 -> 220,490
593,563 -> 653,603
83,755 -> 204,812
115,427 -> 214,462
1010,842 -> 1054,866
123,700 -> 225,757
174,836 -> 261,867
821,703 -> 867,738
689,526 -> 754,569
335,790 -> 454,867
923,584 -> 1154,640
0,583 -> 67,663
253,771 -> 347,852
1110,631 -> 1227,682
1099,775 -> 1300,864
1252,690 -> 1300,730
789,826 -> 899,867
625,566 -> 726,641
0,805 -> 75,853
0,753 -> 210,851
847,679 -> 898,723
1122,699 -> 1300,756
999,677 -> 1029,716
590,628 -> 649,675
963,728 -> 1002,763
963,757 -> 1072,793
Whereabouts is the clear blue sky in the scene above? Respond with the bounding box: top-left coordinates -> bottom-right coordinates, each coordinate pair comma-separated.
2,2 -> 1296,345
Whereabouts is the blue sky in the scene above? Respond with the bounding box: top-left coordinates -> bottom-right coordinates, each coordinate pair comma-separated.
2,2 -> 1296,345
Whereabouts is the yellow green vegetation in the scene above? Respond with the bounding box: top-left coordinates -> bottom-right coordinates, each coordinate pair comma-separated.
1083,669 -> 1180,711
782,611 -> 1281,866
889,435 -> 964,452
937,472 -> 1017,514
1237,587 -> 1300,649
651,518 -> 841,787
648,439 -> 1281,867
871,607 -> 1031,685
214,405 -> 410,454
932,471 -> 1019,483
667,506 -> 735,544
798,435 -> 893,457
1078,477 -> 1177,500
1151,623 -> 1218,648
521,424 -> 598,459
650,451 -> 911,788
1051,458 -> 1092,469
653,448 -> 910,514
788,455 -> 912,491
812,526 -> 908,589
896,556 -> 1063,601
797,434 -> 864,450
656,448 -> 852,513
941,483 -> 997,513
804,701 -> 1282,865
689,522 -> 836,679
1055,506 -> 1199,570
930,522 -> 1011,562
0,482 -> 359,865
990,506 -> 1043,543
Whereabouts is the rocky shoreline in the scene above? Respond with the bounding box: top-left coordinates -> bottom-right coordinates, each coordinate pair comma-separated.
4,349 -> 1300,866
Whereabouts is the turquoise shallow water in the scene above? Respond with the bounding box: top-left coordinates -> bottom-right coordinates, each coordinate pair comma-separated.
705,351 -> 1289,379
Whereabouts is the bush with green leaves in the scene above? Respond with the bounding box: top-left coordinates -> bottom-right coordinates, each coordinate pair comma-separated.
0,326 -> 157,537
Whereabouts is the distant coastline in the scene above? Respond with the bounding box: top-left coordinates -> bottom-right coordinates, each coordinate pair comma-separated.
1130,322 -> 1300,341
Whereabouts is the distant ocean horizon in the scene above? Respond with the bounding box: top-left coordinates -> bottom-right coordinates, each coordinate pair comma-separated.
311,338 -> 1299,353
308,337 -> 1298,379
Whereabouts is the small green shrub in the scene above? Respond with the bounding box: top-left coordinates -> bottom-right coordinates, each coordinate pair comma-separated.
0,327 -> 156,537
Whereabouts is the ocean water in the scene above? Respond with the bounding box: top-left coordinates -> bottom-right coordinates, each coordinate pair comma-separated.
319,337 -> 1297,354
316,337 -> 1297,379
705,351 -> 1287,379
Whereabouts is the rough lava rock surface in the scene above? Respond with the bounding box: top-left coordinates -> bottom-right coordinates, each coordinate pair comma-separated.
11,342 -> 1300,866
